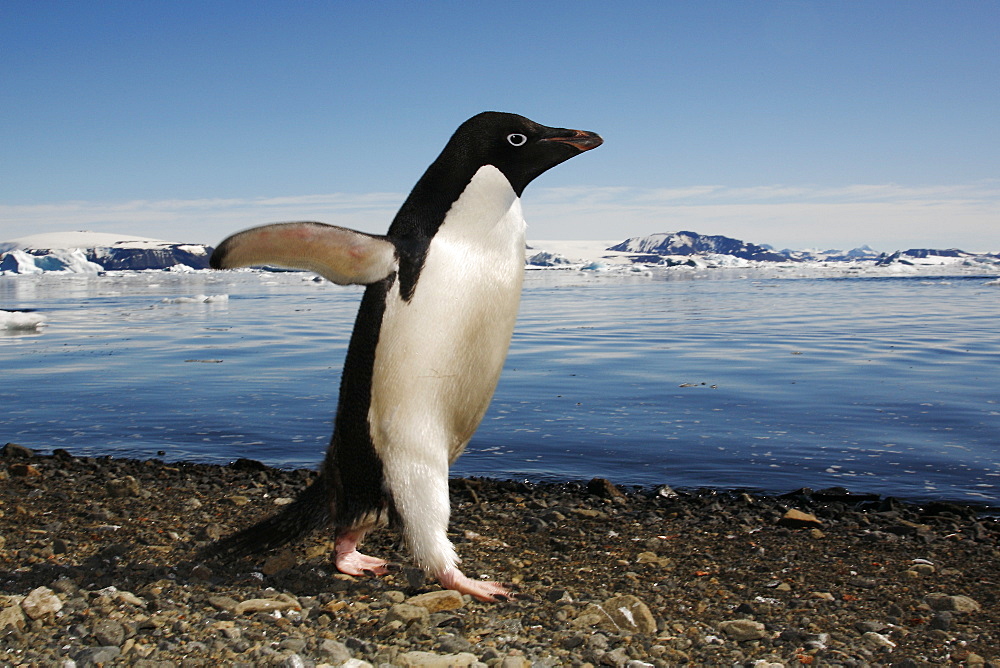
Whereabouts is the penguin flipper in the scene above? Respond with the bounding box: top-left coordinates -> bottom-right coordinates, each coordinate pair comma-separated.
210,221 -> 398,285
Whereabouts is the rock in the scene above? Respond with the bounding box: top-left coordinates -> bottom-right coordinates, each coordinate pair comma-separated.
224,495 -> 251,506
208,595 -> 240,612
262,550 -> 297,575
21,586 -> 62,619
499,655 -> 531,668
385,603 -> 430,628
778,508 -> 822,528
8,463 -> 41,477
106,475 -> 141,497
964,652 -> 987,667
319,639 -> 354,663
575,595 -> 658,635
809,592 -> 836,601
718,619 -> 767,641
924,593 -> 981,613
436,635 -> 472,653
929,611 -> 953,631
406,589 -> 464,612
603,594 -> 657,634
279,637 -> 307,652
862,631 -> 896,649
234,597 -> 301,615
183,497 -> 203,510
546,588 -> 572,603
636,551 -> 671,567
342,660 -> 374,668
587,477 -> 625,499
0,598 -> 26,631
74,645 -> 121,666
396,651 -> 479,667
1,443 -> 34,458
92,619 -> 125,646
114,591 -> 146,608
601,647 -> 631,666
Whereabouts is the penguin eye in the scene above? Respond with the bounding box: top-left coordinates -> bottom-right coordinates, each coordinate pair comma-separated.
506,133 -> 528,147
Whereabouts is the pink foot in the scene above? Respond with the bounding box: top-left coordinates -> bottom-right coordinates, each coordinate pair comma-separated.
335,549 -> 391,577
334,531 -> 390,577
438,568 -> 511,603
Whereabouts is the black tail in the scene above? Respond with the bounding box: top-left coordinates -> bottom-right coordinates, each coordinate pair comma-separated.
200,474 -> 332,560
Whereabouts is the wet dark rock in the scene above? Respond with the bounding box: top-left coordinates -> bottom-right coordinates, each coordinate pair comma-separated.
1,443 -> 34,458
587,477 -> 626,499
929,611 -> 954,631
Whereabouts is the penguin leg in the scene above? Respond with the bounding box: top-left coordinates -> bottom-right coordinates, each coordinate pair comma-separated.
382,449 -> 511,603
334,529 -> 391,577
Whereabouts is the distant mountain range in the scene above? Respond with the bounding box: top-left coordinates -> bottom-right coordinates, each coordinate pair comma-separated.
597,231 -> 997,267
1,232 -> 213,273
2,229 -> 998,274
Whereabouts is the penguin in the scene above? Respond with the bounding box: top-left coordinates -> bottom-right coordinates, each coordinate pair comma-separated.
205,112 -> 602,601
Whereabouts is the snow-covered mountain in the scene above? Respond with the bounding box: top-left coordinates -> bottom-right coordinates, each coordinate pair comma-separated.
607,231 -> 789,262
603,232 -> 997,268
781,245 -> 883,262
1,231 -> 213,274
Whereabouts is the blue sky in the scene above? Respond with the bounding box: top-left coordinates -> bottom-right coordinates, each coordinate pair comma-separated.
2,1 -> 998,251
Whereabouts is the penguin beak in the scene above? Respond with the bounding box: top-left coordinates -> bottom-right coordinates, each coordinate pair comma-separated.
541,129 -> 603,152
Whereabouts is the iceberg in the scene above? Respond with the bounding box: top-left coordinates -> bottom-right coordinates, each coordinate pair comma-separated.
0,231 -> 213,274
0,248 -> 103,274
1,309 -> 47,333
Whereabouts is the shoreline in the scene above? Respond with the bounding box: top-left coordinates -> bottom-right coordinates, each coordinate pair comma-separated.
2,445 -> 998,666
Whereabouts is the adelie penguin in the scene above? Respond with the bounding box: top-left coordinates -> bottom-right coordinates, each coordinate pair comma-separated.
205,111 -> 602,601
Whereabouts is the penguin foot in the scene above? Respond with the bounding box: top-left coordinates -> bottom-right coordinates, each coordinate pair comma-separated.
335,549 -> 392,577
438,568 -> 512,603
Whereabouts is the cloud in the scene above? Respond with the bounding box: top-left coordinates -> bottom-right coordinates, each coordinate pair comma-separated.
3,181 -> 998,252
0,193 -> 405,244
525,181 -> 1000,252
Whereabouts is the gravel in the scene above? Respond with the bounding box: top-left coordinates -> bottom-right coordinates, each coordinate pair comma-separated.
2,443 -> 998,667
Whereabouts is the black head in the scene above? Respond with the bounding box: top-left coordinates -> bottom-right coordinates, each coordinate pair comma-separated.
441,111 -> 603,196
387,112 -> 601,282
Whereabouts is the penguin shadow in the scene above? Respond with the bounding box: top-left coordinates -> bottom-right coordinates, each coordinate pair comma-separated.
181,525 -> 530,603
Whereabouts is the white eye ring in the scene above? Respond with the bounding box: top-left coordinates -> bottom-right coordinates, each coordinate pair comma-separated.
507,133 -> 527,146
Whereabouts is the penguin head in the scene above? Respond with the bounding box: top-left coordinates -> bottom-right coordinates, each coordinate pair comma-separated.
447,112 -> 603,196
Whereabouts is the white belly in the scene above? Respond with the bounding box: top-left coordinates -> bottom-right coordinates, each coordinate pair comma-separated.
370,165 -> 526,463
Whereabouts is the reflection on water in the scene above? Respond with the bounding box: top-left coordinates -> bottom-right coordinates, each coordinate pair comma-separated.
2,269 -> 999,505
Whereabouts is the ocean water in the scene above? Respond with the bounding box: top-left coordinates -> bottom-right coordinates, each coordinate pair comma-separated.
2,268 -> 999,506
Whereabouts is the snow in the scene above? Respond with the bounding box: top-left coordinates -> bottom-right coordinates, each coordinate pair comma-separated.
527,240 -> 632,265
1,310 -> 47,333
2,230 -> 176,251
160,294 -> 229,304
176,244 -> 209,255
0,248 -> 103,274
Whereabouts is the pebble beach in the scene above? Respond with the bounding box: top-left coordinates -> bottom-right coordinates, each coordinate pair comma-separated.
1,443 -> 998,667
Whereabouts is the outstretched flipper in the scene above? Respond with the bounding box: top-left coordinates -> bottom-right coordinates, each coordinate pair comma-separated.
210,221 -> 398,285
